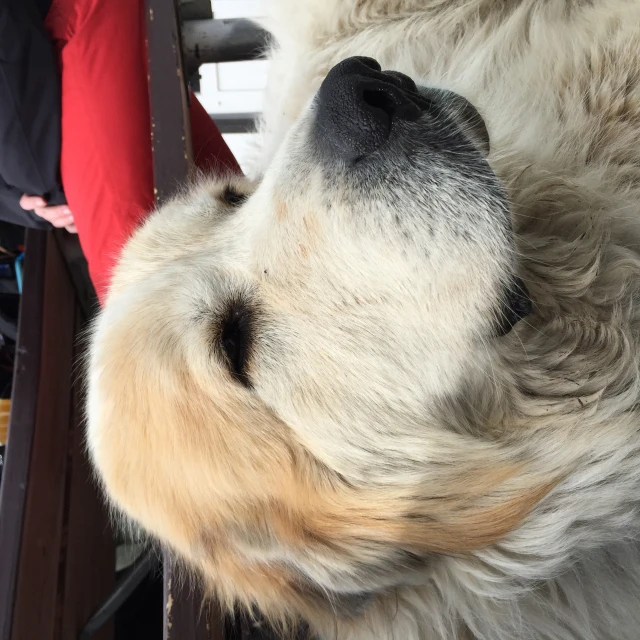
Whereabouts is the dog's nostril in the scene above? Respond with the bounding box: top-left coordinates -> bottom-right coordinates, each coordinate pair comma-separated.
361,89 -> 397,130
362,89 -> 397,114
360,85 -> 423,131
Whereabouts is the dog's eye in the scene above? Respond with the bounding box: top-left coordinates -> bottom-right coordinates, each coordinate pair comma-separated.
219,301 -> 253,386
221,186 -> 248,207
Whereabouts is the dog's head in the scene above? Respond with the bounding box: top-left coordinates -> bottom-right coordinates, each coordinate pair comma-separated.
88,58 -> 546,625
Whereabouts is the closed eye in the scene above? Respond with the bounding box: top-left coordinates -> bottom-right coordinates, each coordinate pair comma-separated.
221,185 -> 249,207
219,300 -> 253,386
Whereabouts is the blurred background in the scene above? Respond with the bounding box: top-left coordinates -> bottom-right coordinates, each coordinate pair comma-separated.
201,1 -> 268,172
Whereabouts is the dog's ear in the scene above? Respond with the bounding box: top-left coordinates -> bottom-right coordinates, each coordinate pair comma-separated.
194,448 -> 556,624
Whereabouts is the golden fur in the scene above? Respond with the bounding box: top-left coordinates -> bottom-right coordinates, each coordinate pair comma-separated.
87,1 -> 640,638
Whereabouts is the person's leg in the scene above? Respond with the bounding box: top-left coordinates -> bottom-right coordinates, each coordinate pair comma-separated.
45,0 -> 239,304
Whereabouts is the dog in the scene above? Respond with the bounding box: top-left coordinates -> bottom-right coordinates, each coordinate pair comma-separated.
86,1 -> 640,638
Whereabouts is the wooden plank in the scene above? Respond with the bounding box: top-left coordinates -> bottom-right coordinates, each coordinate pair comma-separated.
59,308 -> 115,640
0,231 -> 113,640
164,559 -> 224,640
146,0 -> 193,204
0,230 -> 47,640
10,233 -> 76,639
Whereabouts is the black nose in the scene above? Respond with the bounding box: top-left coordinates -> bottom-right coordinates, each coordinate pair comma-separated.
314,57 -> 424,162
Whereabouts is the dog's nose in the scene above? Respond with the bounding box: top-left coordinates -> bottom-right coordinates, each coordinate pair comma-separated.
314,57 -> 424,162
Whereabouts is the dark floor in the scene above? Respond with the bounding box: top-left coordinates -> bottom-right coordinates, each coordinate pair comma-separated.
114,571 -> 163,640
113,567 -> 309,640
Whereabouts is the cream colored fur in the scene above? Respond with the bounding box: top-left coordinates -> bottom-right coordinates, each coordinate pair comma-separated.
87,1 -> 640,638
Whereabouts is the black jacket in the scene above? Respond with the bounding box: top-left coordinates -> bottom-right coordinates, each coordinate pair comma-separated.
0,0 -> 63,229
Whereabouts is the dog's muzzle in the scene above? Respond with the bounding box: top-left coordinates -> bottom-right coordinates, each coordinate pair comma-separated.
313,56 -> 490,162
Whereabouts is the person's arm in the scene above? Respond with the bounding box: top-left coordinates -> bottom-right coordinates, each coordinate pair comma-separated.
0,0 -> 66,228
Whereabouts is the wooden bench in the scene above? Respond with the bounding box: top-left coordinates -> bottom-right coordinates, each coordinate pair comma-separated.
0,230 -> 115,640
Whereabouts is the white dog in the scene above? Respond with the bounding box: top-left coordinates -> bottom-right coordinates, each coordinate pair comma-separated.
87,1 -> 640,638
